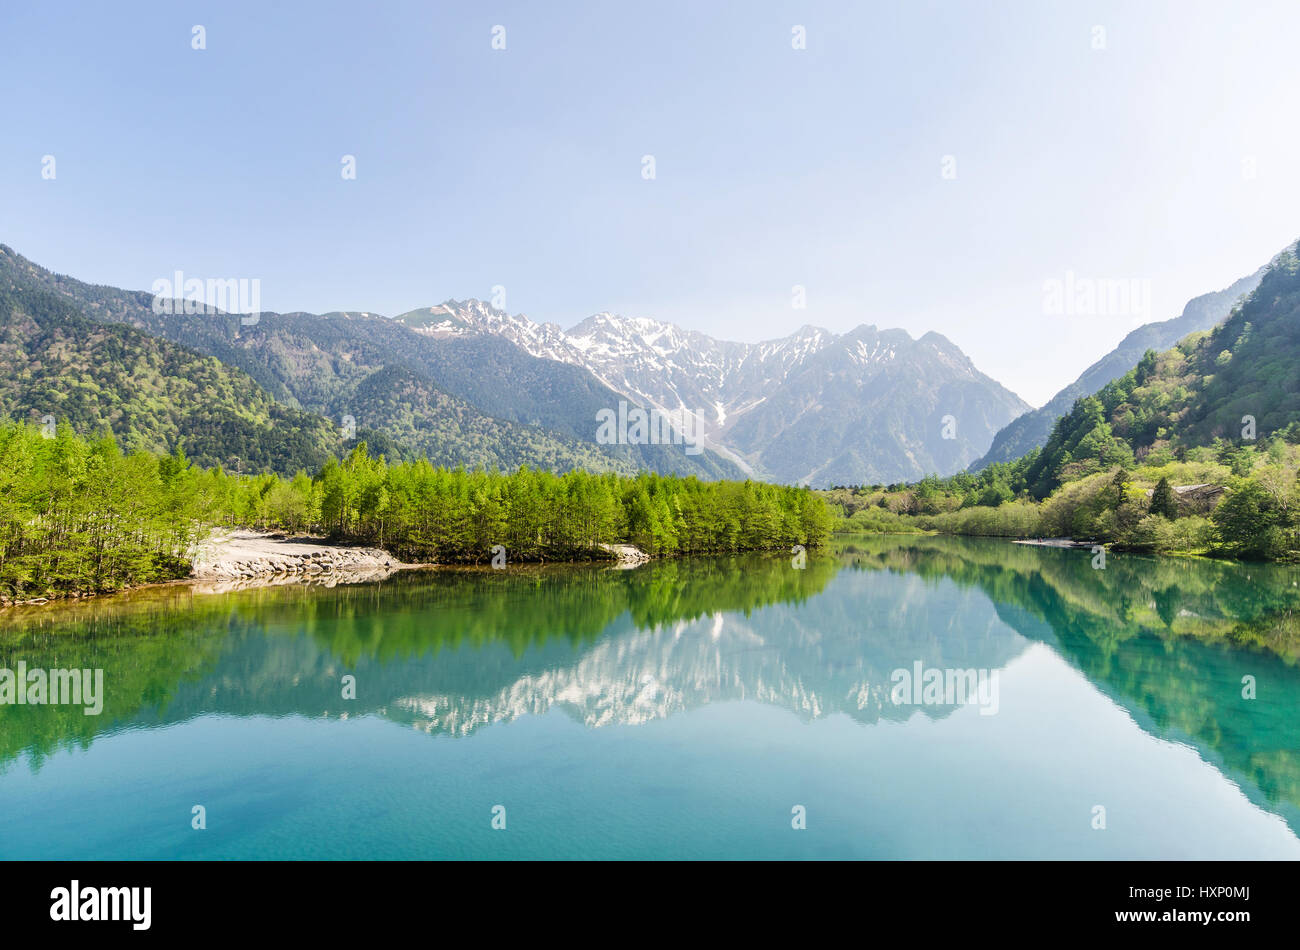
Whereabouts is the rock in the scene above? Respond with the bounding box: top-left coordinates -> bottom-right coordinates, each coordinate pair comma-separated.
189,530 -> 419,582
598,543 -> 652,566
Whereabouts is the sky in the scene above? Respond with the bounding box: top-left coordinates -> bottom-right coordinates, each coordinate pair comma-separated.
3,0 -> 1299,407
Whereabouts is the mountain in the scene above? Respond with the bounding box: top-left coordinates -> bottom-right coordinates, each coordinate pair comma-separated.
2,242 -> 1029,485
723,326 -> 1030,485
396,301 -> 1030,485
0,275 -> 345,473
1023,239 -> 1300,497
972,266 -> 1266,470
0,246 -> 739,480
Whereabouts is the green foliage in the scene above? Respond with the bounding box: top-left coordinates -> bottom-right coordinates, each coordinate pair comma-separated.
1149,476 -> 1178,519
0,422 -> 833,600
0,422 -> 204,599
302,443 -> 829,561
1212,480 -> 1293,560
1019,240 -> 1300,498
0,279 -> 342,474
823,441 -> 1300,561
974,266 -> 1264,471
920,500 -> 1042,538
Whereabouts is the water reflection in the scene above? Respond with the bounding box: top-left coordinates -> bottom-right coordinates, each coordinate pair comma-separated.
3,537 -> 1299,837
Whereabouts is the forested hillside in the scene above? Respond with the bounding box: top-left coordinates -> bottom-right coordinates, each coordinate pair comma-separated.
972,266 -> 1265,469
341,363 -> 632,473
1023,241 -> 1300,498
0,280 -> 345,473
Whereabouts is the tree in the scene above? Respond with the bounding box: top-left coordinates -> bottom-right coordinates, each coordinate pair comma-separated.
1149,477 -> 1178,519
1108,468 -> 1130,510
1212,480 -> 1284,559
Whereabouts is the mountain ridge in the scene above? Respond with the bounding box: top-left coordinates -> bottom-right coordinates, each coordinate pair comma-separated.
396,301 -> 1031,484
0,245 -> 739,480
972,265 -> 1268,470
2,241 -> 1031,486
0,276 -> 349,473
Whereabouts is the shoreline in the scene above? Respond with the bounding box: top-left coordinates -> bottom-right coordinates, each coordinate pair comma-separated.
0,531 -> 658,610
190,529 -> 412,580
833,527 -> 1292,563
1010,538 -> 1097,549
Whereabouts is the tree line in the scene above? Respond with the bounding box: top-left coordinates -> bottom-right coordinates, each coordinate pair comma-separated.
0,421 -> 833,600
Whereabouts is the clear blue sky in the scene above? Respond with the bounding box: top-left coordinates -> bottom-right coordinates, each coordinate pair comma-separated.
3,0 -> 1299,405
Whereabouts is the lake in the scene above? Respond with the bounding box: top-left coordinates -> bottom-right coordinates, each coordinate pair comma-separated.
1,535 -> 1298,859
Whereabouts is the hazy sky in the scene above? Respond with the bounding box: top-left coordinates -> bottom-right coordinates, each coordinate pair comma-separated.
3,0 -> 1299,406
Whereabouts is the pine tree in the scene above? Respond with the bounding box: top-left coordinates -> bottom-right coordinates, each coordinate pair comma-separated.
1150,477 -> 1178,519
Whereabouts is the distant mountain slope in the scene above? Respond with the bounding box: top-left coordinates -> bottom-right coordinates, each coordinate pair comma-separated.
396,302 -> 828,468
338,362 -> 649,474
0,279 -> 343,473
397,301 -> 1029,484
725,326 -> 1029,484
972,266 -> 1266,470
1024,239 -> 1300,496
0,246 -> 739,479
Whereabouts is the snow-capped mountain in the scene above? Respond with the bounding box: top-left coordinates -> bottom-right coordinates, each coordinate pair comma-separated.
395,301 -> 1031,484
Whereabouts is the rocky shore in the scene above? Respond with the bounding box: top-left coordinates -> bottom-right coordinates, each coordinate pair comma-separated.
598,543 -> 653,567
190,530 -> 412,580
2,534 -> 654,609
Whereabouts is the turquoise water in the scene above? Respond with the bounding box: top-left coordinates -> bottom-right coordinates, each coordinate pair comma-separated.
1,536 -> 1298,859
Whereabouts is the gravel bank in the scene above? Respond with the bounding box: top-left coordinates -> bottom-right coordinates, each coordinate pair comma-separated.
190,530 -> 412,580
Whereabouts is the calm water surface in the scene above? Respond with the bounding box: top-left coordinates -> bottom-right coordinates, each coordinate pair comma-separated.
1,535 -> 1298,859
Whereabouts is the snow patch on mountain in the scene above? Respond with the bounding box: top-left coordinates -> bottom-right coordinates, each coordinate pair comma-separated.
392,299 -> 1030,484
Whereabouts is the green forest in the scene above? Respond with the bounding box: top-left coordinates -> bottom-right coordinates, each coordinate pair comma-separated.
0,277 -> 354,474
0,419 -> 833,602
